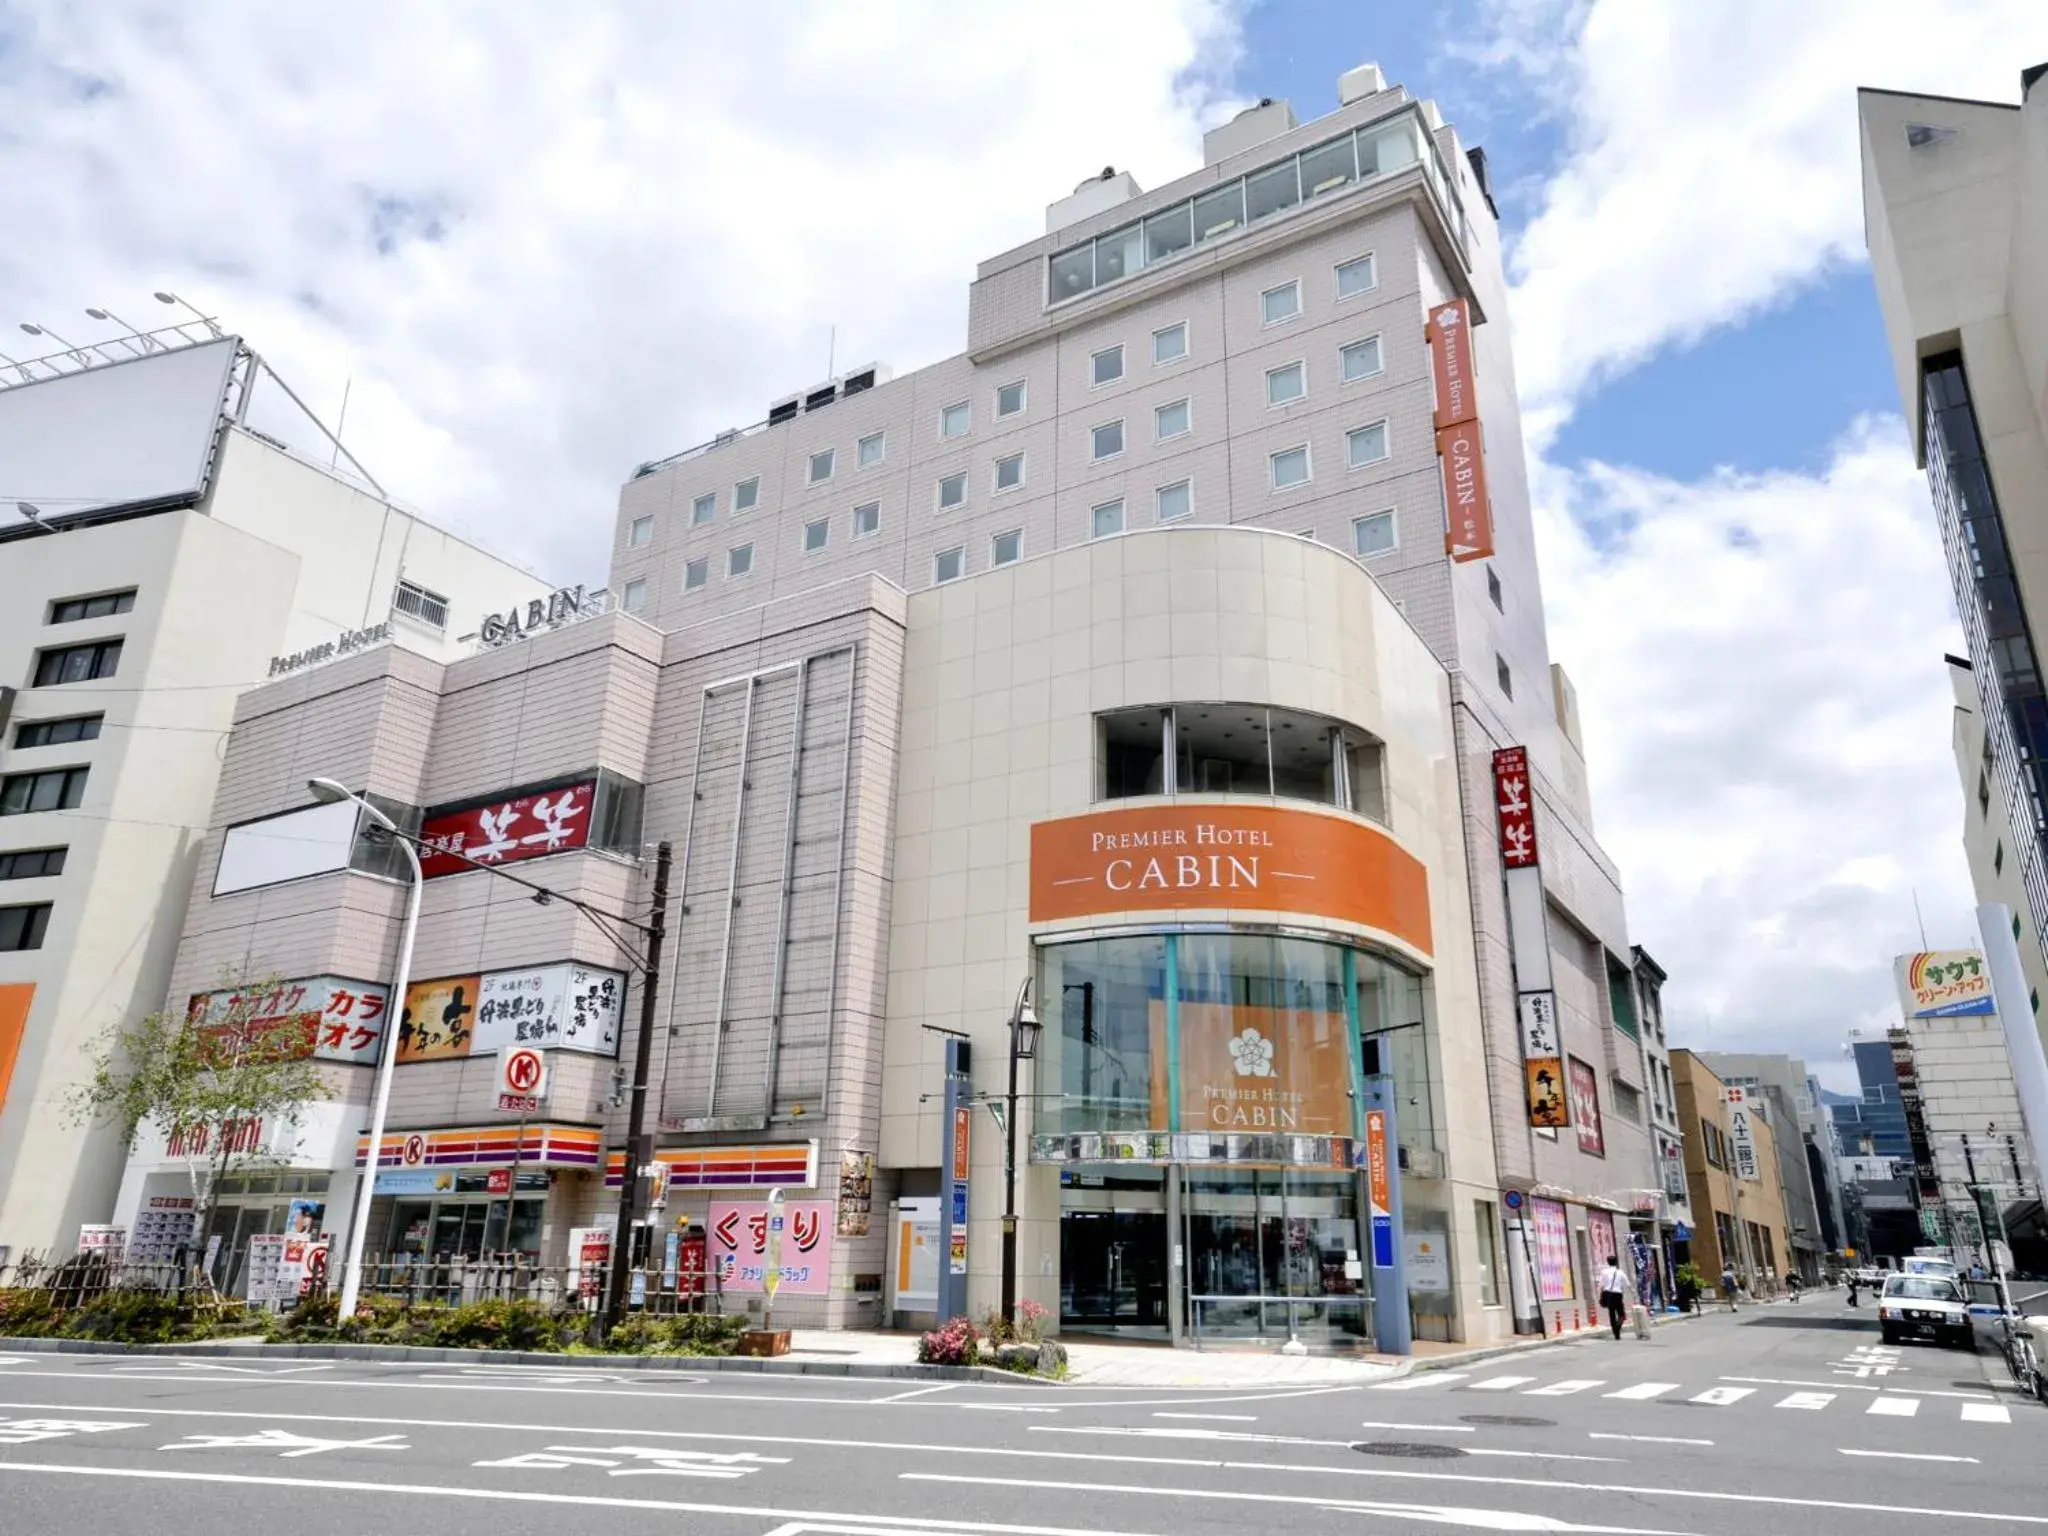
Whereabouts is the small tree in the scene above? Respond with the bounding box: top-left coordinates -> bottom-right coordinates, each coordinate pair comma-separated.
69,974 -> 334,1278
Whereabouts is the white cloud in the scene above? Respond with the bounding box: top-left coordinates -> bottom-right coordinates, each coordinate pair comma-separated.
1488,0 -> 2048,444
0,2 -> 1242,573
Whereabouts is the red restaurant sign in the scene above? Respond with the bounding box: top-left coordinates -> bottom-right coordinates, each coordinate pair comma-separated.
419,780 -> 595,879
1491,747 -> 1538,869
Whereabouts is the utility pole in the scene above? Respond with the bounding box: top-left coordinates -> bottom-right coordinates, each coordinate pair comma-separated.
603,840 -> 673,1334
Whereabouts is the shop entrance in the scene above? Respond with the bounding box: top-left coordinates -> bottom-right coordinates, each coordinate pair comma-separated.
1059,1173 -> 1168,1331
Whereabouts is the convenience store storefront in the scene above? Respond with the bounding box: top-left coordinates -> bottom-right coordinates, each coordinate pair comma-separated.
354,1123 -> 602,1264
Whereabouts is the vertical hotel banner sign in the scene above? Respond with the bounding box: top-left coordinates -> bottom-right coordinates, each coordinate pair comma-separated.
1494,747 -> 1566,1129
1364,1108 -> 1395,1268
1428,299 -> 1494,563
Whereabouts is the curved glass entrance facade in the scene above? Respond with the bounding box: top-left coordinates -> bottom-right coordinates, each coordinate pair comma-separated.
1035,931 -> 1435,1345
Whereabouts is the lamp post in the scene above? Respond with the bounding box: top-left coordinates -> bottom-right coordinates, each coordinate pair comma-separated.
308,778 -> 422,1321
1000,977 -> 1042,1327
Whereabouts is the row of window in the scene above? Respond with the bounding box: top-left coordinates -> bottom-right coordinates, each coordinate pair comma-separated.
32,638 -> 122,688
0,902 -> 50,952
0,846 -> 66,879
50,589 -> 134,624
1,766 -> 88,816
13,713 -> 102,749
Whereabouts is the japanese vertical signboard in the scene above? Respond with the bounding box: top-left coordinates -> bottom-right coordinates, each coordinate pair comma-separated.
836,1148 -> 875,1237
1494,746 -> 1566,1129
1365,1108 -> 1395,1268
1529,1198 -> 1574,1301
935,1037 -> 971,1319
1427,299 -> 1494,562
1724,1086 -> 1760,1182
1568,1058 -> 1605,1157
418,779 -> 596,878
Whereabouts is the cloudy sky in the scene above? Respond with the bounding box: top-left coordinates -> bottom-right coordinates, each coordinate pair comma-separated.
3,0 -> 2044,1086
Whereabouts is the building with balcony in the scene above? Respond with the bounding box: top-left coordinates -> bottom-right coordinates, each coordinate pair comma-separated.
0,330 -> 555,1260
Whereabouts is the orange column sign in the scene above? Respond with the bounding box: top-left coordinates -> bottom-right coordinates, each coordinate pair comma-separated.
1428,299 -> 1495,564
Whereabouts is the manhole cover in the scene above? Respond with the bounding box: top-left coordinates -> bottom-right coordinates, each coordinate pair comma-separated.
1352,1441 -> 1469,1459
1459,1413 -> 1553,1428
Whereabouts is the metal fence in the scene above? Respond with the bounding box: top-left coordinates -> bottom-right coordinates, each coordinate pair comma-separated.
0,1250 -> 213,1310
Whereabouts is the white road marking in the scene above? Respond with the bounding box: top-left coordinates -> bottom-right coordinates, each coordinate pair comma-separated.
1867,1397 -> 1919,1417
957,1405 -> 1060,1414
902,1469 -> 2048,1526
1961,1402 -> 2011,1424
1357,1422 -> 1474,1434
1369,1373 -> 1468,1391
1774,1393 -> 1834,1410
1840,1448 -> 1976,1462
1524,1380 -> 1604,1396
1688,1388 -> 1753,1406
1152,1412 -> 1256,1421
1464,1448 -> 1620,1462
876,1386 -> 955,1403
1602,1383 -> 1676,1401
1465,1376 -> 1536,1392
162,1428 -> 410,1459
1588,1433 -> 1712,1446
1721,1375 -> 1993,1400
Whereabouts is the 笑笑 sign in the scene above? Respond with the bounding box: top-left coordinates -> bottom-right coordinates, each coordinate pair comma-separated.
1028,805 -> 1432,957
1895,949 -> 1996,1019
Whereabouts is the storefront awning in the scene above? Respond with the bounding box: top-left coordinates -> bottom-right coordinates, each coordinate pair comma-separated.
354,1123 -> 601,1170
603,1140 -> 818,1191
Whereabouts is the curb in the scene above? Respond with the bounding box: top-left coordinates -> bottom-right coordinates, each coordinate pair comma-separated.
0,1335 -> 1035,1385
1404,1309 -> 1706,1375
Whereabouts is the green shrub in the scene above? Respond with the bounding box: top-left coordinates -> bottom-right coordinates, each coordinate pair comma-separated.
60,1290 -> 186,1343
426,1298 -> 576,1352
0,1288 -> 63,1337
664,1311 -> 744,1354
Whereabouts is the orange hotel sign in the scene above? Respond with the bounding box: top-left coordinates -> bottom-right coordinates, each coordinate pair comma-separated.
1028,804 -> 1432,959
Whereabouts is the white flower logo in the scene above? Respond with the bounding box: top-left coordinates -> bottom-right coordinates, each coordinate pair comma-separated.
1228,1027 -> 1275,1078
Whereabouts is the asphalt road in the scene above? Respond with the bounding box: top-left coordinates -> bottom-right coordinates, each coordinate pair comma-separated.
0,1295 -> 2040,1534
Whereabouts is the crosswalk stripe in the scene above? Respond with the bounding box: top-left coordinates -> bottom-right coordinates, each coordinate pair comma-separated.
1605,1382 -> 1677,1400
1689,1386 -> 1754,1406
1467,1376 -> 1537,1392
1961,1402 -> 2011,1424
1369,1373 -> 1467,1391
1869,1396 -> 1919,1417
1525,1379 -> 1604,1396
1775,1392 -> 1834,1410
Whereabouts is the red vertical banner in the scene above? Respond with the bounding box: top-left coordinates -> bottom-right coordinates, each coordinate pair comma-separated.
1426,300 -> 1478,430
1428,299 -> 1493,563
1491,747 -> 1538,868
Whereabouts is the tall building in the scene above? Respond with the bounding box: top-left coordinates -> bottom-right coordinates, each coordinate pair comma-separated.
1860,66 -> 2048,1049
1632,947 -> 1691,1286
1671,1051 -> 1796,1289
1698,1052 -> 1830,1281
0,328 -> 554,1259
65,61 -> 1650,1350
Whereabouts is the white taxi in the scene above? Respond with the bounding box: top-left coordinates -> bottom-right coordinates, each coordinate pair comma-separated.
1878,1273 -> 1974,1349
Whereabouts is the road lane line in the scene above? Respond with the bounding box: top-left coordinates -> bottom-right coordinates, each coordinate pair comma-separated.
1465,1376 -> 1535,1391
1367,1373 -> 1467,1390
1840,1448 -> 1977,1462
877,1386 -> 957,1403
901,1469 -> 2048,1526
1152,1413 -> 1257,1422
1720,1375 -> 1993,1400
1774,1393 -> 1833,1410
1603,1383 -> 1677,1401
1961,1402 -> 2011,1424
1523,1380 -> 1603,1396
1464,1449 -> 1620,1462
1588,1433 -> 1712,1446
1687,1388 -> 1753,1406
1867,1397 -> 1919,1417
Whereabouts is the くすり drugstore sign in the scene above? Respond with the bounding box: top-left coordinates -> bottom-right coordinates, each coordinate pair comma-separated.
1029,804 -> 1432,958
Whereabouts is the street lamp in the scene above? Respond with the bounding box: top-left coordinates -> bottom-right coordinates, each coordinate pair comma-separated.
86,307 -> 160,352
154,290 -> 224,338
308,777 -> 422,1321
19,322 -> 85,365
1000,977 -> 1042,1326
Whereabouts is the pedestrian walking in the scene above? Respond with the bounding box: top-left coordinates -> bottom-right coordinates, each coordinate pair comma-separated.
1598,1256 -> 1631,1339
1720,1264 -> 1740,1312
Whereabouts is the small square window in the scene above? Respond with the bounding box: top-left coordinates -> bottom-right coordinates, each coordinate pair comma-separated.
1091,420 -> 1125,461
692,493 -> 717,526
1091,499 -> 1125,539
938,472 -> 968,510
1266,362 -> 1305,406
1341,336 -> 1383,382
997,380 -> 1027,417
1091,345 -> 1125,386
853,501 -> 881,538
684,557 -> 710,591
1496,654 -> 1513,698
622,577 -> 650,614
941,401 -> 971,438
1152,323 -> 1187,365
1352,510 -> 1395,556
808,449 -> 835,484
1270,446 -> 1310,489
995,453 -> 1025,492
934,546 -> 965,584
728,543 -> 754,578
734,476 -> 759,511
1335,254 -> 1377,298
1155,399 -> 1190,439
803,518 -> 830,553
1347,421 -> 1390,468
628,515 -> 654,548
1261,281 -> 1301,325
1996,840 -> 2005,875
991,529 -> 1023,567
858,432 -> 886,469
1487,566 -> 1503,611
1156,479 -> 1192,522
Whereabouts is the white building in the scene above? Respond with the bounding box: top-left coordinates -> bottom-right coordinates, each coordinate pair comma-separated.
0,326 -> 556,1260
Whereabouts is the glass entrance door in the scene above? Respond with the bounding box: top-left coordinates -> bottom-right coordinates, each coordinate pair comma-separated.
1182,1167 -> 1369,1346
1059,1171 -> 1169,1334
